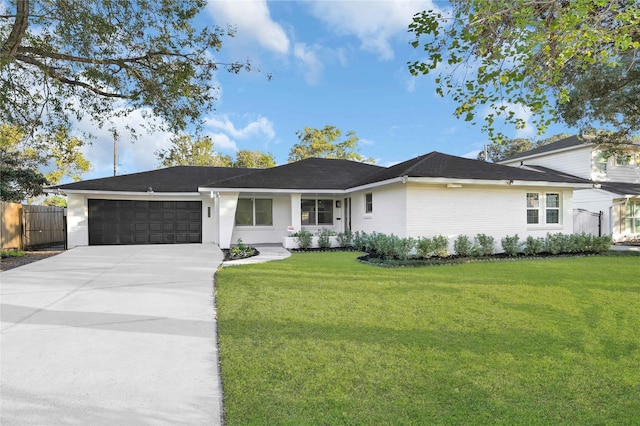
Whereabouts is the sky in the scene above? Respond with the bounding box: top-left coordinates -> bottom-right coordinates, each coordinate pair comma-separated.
78,0 -> 575,181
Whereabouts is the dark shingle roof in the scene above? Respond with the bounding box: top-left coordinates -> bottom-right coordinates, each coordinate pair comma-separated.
51,153 -> 591,194
501,135 -> 586,162
205,158 -> 384,190
599,181 -> 640,196
51,166 -> 257,192
356,152 -> 591,185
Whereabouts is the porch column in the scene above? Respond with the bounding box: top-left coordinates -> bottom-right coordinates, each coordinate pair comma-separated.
290,193 -> 301,232
218,192 -> 239,249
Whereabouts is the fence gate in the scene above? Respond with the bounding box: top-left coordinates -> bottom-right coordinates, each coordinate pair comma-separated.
23,205 -> 66,250
573,209 -> 602,237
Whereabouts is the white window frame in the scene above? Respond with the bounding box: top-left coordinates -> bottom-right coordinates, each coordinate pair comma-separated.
526,192 -> 561,225
235,198 -> 273,226
365,193 -> 373,214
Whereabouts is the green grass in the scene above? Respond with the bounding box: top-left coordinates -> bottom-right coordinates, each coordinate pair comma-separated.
216,252 -> 640,425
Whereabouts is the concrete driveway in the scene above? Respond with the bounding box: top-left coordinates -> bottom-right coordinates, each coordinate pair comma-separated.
1,244 -> 224,425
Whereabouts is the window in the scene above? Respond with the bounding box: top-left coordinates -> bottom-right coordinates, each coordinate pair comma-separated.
546,193 -> 560,224
595,152 -> 608,174
526,193 -> 539,224
626,201 -> 640,233
527,192 -> 560,225
235,198 -> 273,226
301,199 -> 333,225
365,193 -> 373,214
615,154 -> 631,167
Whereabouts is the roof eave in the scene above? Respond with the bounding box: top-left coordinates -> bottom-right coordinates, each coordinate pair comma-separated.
44,188 -> 201,196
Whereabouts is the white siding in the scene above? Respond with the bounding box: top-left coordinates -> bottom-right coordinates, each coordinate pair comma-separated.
606,163 -> 640,183
404,183 -> 573,252
502,146 -> 593,179
230,194 -> 292,245
350,184 -> 407,236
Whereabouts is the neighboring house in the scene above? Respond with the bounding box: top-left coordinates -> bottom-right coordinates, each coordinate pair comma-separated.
499,135 -> 640,241
47,152 -> 593,250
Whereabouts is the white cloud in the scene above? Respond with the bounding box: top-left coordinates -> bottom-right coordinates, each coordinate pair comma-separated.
207,0 -> 290,55
204,114 -> 276,141
308,0 -> 437,60
207,132 -> 238,151
294,43 -> 324,85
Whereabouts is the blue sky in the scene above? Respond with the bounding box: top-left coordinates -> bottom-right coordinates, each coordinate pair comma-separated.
79,0 -> 574,180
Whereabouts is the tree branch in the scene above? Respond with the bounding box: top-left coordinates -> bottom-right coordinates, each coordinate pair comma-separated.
15,54 -> 129,99
1,0 -> 29,56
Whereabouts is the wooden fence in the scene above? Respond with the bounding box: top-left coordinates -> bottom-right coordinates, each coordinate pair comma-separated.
1,202 -> 66,250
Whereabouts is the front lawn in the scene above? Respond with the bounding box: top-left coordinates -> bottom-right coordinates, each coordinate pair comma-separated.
216,252 -> 640,425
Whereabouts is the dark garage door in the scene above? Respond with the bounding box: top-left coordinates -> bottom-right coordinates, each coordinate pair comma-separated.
88,199 -> 202,245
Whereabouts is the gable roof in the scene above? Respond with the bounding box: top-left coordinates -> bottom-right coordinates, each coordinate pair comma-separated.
355,152 -> 591,186
50,166 -> 256,193
204,158 -> 384,190
500,135 -> 586,162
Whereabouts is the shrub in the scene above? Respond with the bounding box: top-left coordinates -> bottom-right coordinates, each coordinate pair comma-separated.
592,235 -> 613,253
318,228 -> 333,249
353,231 -> 368,252
523,236 -> 545,255
294,229 -> 313,249
432,235 -> 450,257
416,237 -> 434,258
544,233 -> 565,255
453,235 -> 472,257
389,235 -> 416,261
473,234 -> 495,257
336,230 -> 353,248
230,239 -> 256,259
501,234 -> 521,257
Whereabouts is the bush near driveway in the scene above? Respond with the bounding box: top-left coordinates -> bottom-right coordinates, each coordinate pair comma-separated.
216,252 -> 640,425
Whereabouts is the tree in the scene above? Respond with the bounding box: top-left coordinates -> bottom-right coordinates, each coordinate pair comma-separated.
477,133 -> 571,162
408,1 -> 640,145
41,125 -> 92,185
288,125 -> 375,163
155,134 -> 232,167
1,124 -> 47,201
155,134 -> 275,169
0,123 -> 91,201
1,0 -> 251,140
233,150 -> 276,168
477,138 -> 533,162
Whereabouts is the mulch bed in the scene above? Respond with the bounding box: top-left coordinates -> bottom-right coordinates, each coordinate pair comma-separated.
0,251 -> 64,272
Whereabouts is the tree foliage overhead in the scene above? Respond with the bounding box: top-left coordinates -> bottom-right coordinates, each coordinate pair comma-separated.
155,134 -> 275,169
408,1 -> 640,145
1,0 -> 250,139
288,125 -> 375,163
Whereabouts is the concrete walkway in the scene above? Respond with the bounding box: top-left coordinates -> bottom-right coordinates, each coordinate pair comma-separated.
221,245 -> 291,267
1,244 -> 224,425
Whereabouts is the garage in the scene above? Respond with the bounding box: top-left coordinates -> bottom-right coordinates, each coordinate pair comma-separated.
88,199 -> 202,245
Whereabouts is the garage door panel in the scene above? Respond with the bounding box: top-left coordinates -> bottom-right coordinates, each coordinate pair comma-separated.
88,199 -> 202,245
